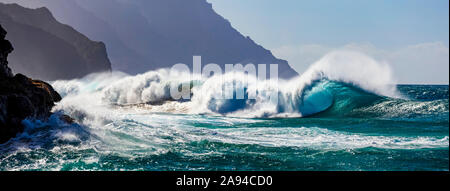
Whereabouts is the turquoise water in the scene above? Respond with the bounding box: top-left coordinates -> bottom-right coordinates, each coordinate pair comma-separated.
0,82 -> 448,171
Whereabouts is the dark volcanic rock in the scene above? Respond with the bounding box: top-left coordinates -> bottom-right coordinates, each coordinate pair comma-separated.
0,25 -> 12,78
0,3 -> 112,81
0,24 -> 61,143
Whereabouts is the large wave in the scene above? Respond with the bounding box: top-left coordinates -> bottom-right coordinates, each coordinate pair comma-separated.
51,51 -> 407,119
1,51 -> 448,170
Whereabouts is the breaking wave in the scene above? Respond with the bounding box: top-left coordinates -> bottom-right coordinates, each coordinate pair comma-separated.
51,51 -> 406,118
1,51 -> 448,171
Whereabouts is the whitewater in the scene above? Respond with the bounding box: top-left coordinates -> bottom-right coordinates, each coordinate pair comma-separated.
0,51 -> 448,170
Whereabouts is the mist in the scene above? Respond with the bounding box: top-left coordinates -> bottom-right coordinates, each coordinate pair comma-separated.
0,0 -> 298,79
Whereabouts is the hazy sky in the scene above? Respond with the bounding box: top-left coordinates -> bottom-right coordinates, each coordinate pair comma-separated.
208,0 -> 449,84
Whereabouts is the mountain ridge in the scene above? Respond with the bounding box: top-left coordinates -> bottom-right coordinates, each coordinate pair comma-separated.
0,2 -> 112,81
1,0 -> 298,79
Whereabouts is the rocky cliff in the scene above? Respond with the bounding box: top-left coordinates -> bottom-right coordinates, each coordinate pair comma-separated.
0,24 -> 61,143
1,0 -> 298,79
0,3 -> 112,81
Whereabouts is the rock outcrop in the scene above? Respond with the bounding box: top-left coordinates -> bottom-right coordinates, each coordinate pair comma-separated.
0,25 -> 12,78
0,24 -> 61,144
0,3 -> 112,81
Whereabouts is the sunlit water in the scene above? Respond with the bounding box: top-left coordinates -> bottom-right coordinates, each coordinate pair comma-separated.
1,52 -> 448,171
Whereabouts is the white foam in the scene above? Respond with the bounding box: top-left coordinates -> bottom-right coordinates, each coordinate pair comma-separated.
194,127 -> 449,150
53,50 -> 400,118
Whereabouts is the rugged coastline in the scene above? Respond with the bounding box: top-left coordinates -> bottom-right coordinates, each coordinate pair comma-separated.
0,24 -> 61,143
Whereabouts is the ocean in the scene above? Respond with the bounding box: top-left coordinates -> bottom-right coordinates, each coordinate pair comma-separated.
0,52 -> 448,171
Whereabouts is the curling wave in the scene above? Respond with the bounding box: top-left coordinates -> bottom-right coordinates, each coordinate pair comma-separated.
1,51 -> 448,171
51,51 -> 408,118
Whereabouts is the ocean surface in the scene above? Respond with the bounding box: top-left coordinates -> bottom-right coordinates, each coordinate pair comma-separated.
0,51 -> 448,171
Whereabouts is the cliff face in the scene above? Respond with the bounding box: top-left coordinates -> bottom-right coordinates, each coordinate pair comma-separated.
0,24 -> 61,143
0,25 -> 12,78
0,0 -> 147,73
1,0 -> 298,79
124,0 -> 299,78
0,3 -> 111,81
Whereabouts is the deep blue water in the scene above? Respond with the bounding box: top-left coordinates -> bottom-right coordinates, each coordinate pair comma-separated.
0,84 -> 448,171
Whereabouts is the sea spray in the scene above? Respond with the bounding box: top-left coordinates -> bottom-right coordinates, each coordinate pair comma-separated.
0,51 -> 447,171
51,51 -> 400,118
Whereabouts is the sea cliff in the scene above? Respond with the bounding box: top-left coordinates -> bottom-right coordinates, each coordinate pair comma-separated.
0,24 -> 61,143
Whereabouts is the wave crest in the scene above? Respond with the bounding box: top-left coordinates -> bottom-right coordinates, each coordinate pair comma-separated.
51,51 -> 403,118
